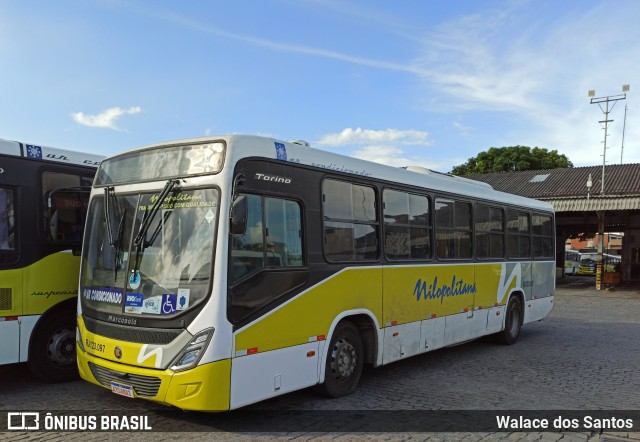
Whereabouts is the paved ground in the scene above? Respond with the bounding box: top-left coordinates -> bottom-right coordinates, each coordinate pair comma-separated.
1,276 -> 639,441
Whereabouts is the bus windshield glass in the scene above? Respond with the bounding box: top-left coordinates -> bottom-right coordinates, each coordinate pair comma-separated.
94,141 -> 225,186
80,188 -> 219,319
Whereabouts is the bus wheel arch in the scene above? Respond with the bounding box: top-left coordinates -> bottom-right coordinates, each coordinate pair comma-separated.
496,292 -> 525,345
28,299 -> 79,382
316,313 -> 377,398
345,313 -> 378,366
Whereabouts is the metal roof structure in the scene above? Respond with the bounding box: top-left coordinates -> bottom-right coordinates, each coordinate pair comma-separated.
466,164 -> 640,212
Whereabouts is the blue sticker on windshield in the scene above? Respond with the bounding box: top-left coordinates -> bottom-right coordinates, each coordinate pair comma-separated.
275,142 -> 287,161
161,294 -> 177,315
124,292 -> 143,314
82,287 -> 123,305
129,271 -> 141,290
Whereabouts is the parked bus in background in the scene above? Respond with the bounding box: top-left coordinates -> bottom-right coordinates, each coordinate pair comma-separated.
0,138 -> 102,382
578,252 -> 621,275
564,249 -> 581,275
76,135 -> 555,410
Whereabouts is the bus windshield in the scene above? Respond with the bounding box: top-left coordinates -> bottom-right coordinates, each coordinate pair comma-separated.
80,187 -> 219,319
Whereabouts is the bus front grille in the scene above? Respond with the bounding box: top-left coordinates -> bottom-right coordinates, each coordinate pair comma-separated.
84,316 -> 182,344
88,362 -> 161,397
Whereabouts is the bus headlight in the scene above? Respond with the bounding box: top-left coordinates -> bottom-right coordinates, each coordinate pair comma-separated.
170,328 -> 214,372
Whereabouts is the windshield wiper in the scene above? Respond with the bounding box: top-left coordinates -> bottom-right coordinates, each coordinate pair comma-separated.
104,187 -> 127,282
131,179 -> 180,276
134,179 -> 180,247
104,187 -> 115,247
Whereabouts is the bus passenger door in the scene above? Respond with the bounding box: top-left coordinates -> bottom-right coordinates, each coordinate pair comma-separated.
441,264 -> 481,346
464,264 -> 488,340
521,261 -> 534,313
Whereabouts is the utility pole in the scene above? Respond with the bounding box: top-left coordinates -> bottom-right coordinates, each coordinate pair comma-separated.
621,103 -> 628,164
588,85 -> 629,289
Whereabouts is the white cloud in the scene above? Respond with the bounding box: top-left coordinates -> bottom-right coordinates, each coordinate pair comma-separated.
452,121 -> 471,136
71,106 -> 142,131
315,127 -> 446,170
317,127 -> 429,146
351,145 -> 442,169
410,2 -> 640,166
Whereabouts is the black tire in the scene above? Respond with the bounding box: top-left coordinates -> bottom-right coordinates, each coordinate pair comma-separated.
316,321 -> 364,398
27,306 -> 78,382
496,296 -> 523,345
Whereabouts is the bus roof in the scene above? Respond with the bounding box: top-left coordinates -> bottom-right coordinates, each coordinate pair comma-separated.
0,138 -> 102,167
106,134 -> 554,213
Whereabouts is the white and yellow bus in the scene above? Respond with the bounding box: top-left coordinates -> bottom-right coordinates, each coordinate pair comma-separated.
0,138 -> 101,382
578,252 -> 621,275
76,135 -> 555,410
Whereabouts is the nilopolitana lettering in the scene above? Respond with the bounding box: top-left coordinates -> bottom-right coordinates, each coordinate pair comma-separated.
414,276 -> 477,303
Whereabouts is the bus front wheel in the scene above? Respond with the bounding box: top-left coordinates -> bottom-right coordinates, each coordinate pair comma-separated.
496,296 -> 523,345
316,321 -> 364,398
28,306 -> 79,382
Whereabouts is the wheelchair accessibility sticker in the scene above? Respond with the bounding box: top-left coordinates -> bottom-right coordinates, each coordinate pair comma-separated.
161,294 -> 177,314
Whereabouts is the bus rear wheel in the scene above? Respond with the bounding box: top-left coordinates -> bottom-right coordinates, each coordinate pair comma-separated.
496,296 -> 523,345
28,306 -> 78,382
316,321 -> 364,398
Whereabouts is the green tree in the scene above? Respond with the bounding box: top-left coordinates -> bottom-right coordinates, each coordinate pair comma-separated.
450,146 -> 573,176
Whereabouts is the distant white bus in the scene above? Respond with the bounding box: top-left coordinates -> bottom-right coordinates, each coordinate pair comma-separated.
564,249 -> 581,275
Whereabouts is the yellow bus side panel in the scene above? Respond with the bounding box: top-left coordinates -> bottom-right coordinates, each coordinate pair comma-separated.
383,264 -> 477,325
235,267 -> 383,354
236,263 -> 519,353
1,251 -> 79,316
384,263 -> 514,325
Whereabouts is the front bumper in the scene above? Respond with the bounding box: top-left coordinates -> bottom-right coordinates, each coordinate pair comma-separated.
77,339 -> 231,411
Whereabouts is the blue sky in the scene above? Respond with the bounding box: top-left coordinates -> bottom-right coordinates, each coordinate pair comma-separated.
1,0 -> 639,172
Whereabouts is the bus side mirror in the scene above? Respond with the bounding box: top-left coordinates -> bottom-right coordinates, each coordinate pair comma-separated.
230,195 -> 247,236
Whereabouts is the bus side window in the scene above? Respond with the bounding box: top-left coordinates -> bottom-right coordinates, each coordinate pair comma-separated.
230,194 -> 304,283
0,188 -> 15,250
435,198 -> 472,259
507,210 -> 531,259
230,195 -> 264,282
322,179 -> 379,261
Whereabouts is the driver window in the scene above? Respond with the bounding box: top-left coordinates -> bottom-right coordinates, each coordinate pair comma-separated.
231,195 -> 264,282
42,171 -> 91,242
230,194 -> 303,283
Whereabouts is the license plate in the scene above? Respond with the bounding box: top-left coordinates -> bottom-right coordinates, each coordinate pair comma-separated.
111,382 -> 135,398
